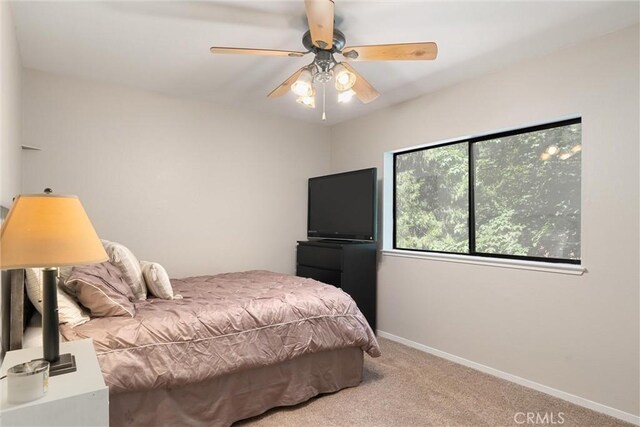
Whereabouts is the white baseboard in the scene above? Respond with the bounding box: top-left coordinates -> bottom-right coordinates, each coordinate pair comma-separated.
377,330 -> 640,426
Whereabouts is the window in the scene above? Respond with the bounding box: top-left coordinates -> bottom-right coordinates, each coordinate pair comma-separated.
394,119 -> 581,264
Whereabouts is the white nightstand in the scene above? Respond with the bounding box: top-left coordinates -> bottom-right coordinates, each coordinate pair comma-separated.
0,339 -> 109,426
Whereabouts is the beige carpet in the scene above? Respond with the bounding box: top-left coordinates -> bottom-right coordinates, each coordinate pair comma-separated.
238,337 -> 632,427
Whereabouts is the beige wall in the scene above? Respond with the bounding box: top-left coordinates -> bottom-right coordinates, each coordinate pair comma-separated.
21,70 -> 331,277
0,1 -> 22,207
17,22 -> 639,420
331,25 -> 639,417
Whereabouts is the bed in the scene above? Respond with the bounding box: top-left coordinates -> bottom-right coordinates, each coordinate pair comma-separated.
6,269 -> 380,426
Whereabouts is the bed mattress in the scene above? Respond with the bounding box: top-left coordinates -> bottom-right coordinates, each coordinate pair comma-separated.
60,270 -> 380,394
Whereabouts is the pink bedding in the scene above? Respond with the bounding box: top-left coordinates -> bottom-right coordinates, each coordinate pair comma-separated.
60,270 -> 380,394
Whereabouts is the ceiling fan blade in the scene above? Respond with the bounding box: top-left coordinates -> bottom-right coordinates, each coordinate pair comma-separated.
342,42 -> 438,61
342,63 -> 380,104
210,47 -> 306,57
267,66 -> 308,98
304,0 -> 335,50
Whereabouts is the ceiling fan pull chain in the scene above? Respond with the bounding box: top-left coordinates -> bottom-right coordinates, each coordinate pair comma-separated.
322,83 -> 327,121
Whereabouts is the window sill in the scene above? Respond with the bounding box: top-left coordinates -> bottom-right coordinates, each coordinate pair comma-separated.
381,249 -> 586,275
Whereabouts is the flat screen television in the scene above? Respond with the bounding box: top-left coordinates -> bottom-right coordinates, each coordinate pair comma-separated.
307,168 -> 377,241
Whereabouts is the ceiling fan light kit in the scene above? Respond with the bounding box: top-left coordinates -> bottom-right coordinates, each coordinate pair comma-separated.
209,0 -> 438,120
296,86 -> 317,108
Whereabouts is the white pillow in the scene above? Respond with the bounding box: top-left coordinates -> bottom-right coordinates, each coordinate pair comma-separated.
140,261 -> 181,300
101,239 -> 147,300
25,268 -> 90,327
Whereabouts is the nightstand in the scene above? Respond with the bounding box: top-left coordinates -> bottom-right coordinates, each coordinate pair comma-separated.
0,338 -> 109,426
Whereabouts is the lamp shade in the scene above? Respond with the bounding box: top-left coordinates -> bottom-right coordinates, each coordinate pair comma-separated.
0,194 -> 108,269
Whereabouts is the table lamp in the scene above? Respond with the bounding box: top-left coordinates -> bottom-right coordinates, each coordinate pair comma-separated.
0,190 -> 108,376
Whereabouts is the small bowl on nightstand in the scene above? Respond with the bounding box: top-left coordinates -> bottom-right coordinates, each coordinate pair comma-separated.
6,360 -> 49,404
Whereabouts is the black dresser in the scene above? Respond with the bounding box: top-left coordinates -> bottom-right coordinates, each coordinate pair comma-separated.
296,240 -> 377,332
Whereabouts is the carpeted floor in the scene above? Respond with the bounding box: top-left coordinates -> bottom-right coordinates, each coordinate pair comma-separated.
238,337 -> 632,427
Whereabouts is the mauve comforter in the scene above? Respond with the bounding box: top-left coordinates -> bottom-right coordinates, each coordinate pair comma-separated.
60,270 -> 380,394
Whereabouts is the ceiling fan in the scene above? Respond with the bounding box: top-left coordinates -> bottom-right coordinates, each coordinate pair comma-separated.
210,0 -> 438,120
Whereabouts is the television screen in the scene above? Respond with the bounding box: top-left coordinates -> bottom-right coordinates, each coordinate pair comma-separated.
307,168 -> 377,241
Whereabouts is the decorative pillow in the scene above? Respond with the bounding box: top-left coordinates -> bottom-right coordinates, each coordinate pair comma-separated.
140,261 -> 182,300
101,239 -> 147,300
25,268 -> 90,327
58,266 -> 74,284
63,262 -> 136,318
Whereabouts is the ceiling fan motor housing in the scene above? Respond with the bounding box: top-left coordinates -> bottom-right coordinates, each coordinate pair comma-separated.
302,29 -> 346,53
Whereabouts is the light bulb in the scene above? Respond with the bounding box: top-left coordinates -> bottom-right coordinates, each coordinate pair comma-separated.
291,69 -> 313,97
545,145 -> 559,155
337,73 -> 350,85
540,152 -> 551,161
337,89 -> 356,103
571,144 -> 582,153
333,63 -> 356,91
558,151 -> 573,160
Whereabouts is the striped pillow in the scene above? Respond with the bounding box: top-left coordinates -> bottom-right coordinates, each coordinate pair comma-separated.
25,268 -> 90,327
101,240 -> 147,300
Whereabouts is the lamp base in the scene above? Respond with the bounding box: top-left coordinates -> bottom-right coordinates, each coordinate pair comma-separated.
33,353 -> 77,377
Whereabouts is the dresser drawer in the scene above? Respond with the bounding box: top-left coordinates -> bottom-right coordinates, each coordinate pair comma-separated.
297,245 -> 342,270
296,265 -> 342,287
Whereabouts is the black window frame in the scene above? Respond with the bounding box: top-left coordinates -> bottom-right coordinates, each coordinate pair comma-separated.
392,118 -> 582,265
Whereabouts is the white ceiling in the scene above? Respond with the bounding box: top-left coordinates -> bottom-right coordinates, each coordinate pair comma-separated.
11,1 -> 640,125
